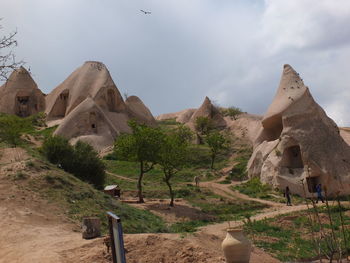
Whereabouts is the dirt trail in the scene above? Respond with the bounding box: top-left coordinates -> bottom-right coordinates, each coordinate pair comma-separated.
199,179 -> 282,207
106,171 -> 137,182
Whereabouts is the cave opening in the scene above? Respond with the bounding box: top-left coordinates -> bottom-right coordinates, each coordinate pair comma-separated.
16,96 -> 30,117
262,115 -> 283,142
282,145 -> 304,169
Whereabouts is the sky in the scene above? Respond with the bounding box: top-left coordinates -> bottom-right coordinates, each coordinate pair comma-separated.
1,0 -> 350,125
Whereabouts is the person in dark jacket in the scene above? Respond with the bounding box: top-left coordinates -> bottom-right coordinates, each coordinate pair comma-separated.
284,186 -> 292,206
315,184 -> 324,203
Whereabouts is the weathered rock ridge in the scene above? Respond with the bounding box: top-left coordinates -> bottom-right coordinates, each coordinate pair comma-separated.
248,64 -> 350,197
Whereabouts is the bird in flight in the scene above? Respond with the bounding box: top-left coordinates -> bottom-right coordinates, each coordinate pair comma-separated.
140,9 -> 151,15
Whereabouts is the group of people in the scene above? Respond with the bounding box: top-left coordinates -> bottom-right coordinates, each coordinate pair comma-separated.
284,183 -> 324,206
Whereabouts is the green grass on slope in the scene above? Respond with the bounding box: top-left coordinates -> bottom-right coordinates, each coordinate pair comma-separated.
233,177 -> 304,204
27,168 -> 167,234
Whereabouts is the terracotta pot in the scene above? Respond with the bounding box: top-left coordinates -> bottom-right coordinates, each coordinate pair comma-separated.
221,228 -> 251,263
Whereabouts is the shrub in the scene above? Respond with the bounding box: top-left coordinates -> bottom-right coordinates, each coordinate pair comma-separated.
42,136 -> 105,189
41,136 -> 74,164
70,141 -> 106,189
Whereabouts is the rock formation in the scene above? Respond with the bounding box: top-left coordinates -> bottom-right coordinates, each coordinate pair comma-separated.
156,108 -> 196,124
48,61 -> 155,151
248,64 -> 350,197
125,96 -> 156,126
188,97 -> 226,130
45,61 -> 125,121
0,67 -> 45,117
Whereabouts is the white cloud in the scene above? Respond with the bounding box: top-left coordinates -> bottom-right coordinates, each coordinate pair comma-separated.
1,0 -> 350,125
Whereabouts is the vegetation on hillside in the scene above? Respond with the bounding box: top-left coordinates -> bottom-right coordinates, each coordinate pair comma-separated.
42,136 -> 105,189
244,205 -> 350,261
220,106 -> 243,120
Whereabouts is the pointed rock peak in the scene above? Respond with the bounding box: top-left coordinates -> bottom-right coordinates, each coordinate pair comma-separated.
5,66 -> 37,89
203,96 -> 211,104
263,64 -> 309,123
83,61 -> 107,71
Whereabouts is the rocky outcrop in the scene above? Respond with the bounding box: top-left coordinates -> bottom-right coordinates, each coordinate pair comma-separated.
248,64 -> 350,197
156,108 -> 196,124
48,61 -> 155,151
45,61 -> 126,121
125,96 -> 156,126
188,97 -> 226,130
0,67 -> 45,117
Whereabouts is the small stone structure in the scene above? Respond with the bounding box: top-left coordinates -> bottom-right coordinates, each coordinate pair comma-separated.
0,67 -> 45,117
82,217 -> 101,239
248,64 -> 350,197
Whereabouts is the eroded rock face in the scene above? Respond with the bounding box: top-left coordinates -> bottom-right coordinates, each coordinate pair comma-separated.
49,61 -> 155,151
0,67 -> 45,117
188,97 -> 226,130
248,65 -> 350,197
125,96 -> 156,126
45,61 -> 126,120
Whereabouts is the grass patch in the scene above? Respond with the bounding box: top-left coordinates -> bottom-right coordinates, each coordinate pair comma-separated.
28,169 -> 167,234
244,208 -> 350,261
233,177 -> 304,204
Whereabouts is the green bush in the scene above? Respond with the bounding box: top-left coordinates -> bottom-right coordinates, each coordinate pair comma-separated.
42,136 -> 105,189
228,157 -> 249,181
41,136 -> 74,164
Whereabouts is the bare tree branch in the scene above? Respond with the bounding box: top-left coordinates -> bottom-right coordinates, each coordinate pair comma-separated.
0,18 -> 24,81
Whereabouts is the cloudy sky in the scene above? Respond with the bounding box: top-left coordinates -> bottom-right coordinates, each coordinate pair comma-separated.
2,0 -> 350,125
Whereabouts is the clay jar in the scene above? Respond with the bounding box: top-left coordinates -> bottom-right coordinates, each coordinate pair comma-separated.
221,228 -> 252,263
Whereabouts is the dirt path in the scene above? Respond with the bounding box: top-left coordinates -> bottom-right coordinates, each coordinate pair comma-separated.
106,171 -> 137,182
199,180 -> 283,207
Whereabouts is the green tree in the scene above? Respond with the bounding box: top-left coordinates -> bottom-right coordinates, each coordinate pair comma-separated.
194,116 -> 213,144
206,130 -> 229,169
222,106 -> 242,120
158,127 -> 190,207
0,114 -> 31,146
114,120 -> 164,203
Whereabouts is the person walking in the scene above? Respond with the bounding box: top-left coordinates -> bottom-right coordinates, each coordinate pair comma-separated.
194,176 -> 200,187
284,186 -> 292,206
315,183 -> 324,203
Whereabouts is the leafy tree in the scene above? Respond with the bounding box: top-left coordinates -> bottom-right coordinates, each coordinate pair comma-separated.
206,130 -> 229,169
174,124 -> 193,144
0,19 -> 24,80
158,127 -> 190,207
0,114 -> 31,146
222,106 -> 242,120
114,120 -> 164,203
194,116 -> 213,144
